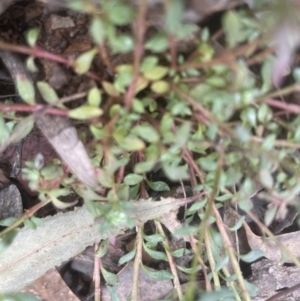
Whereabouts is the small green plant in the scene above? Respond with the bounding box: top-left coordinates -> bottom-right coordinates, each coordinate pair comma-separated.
1,0 -> 300,300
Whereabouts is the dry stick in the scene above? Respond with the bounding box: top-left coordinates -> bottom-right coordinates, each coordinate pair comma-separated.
212,204 -> 252,301
0,102 -> 68,115
0,199 -> 51,238
94,242 -> 101,301
155,220 -> 183,301
131,225 -> 143,301
124,0 -> 146,110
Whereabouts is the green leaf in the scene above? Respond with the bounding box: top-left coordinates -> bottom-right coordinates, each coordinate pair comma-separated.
222,10 -> 241,48
73,184 -> 106,201
140,56 -> 158,73
162,162 -> 189,181
228,216 -> 245,231
239,249 -> 264,263
132,98 -> 145,113
26,28 -> 40,47
261,56 -> 274,92
0,230 -> 17,253
143,66 -> 169,81
141,264 -> 173,280
119,136 -> 145,151
103,81 -> 120,97
171,248 -> 190,257
215,256 -> 229,272
151,81 -> 170,94
111,35 -> 134,53
68,105 -> 103,120
16,75 -> 35,105
41,164 -> 63,180
129,184 -> 140,200
173,226 -> 198,236
30,216 -> 44,228
199,288 -> 235,301
26,56 -> 39,73
116,184 -> 129,202
258,103 -> 272,123
133,124 -> 160,143
165,0 -> 183,34
215,194 -> 233,201
10,116 -> 34,144
134,160 -> 156,174
124,173 -> 143,186
145,33 -> 168,53
174,122 -> 191,149
107,2 -> 134,25
146,180 -> 170,192
0,217 -> 17,227
264,205 -> 277,227
244,280 -> 260,297
293,67 -> 300,82
241,107 -> 257,128
88,87 -> 102,107
143,242 -> 168,261
105,285 -> 121,301
143,233 -> 163,244
186,199 -> 207,215
100,266 -> 119,286
49,194 -> 77,210
96,239 -> 109,257
262,134 -> 276,150
238,198 -> 253,212
177,265 -> 202,275
259,168 -> 273,188
118,247 -> 136,265
90,17 -> 106,44
74,49 -> 97,74
24,219 -> 36,230
0,113 -> 10,145
37,81 -> 60,106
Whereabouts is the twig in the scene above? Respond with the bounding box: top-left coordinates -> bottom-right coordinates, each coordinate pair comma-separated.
124,0 -> 146,109
0,199 -> 51,238
0,41 -> 102,82
155,220 -> 183,301
0,102 -> 68,116
131,225 -> 143,301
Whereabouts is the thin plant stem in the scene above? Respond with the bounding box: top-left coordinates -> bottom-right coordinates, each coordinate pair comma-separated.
212,204 -> 251,301
155,220 -> 183,301
131,225 -> 143,301
0,200 -> 51,238
222,266 -> 242,301
205,231 -> 221,290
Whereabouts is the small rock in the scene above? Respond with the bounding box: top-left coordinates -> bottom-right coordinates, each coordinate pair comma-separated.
50,14 -> 75,30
